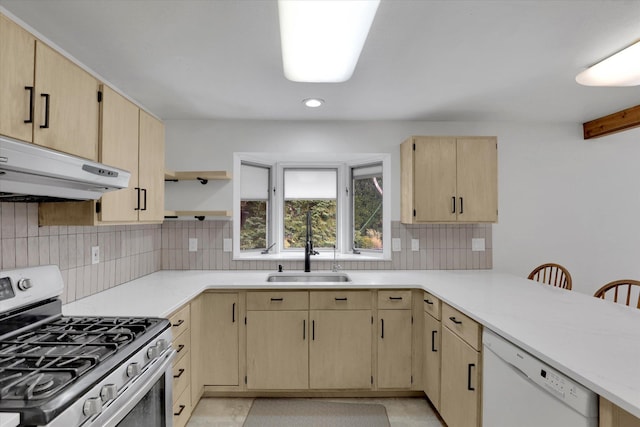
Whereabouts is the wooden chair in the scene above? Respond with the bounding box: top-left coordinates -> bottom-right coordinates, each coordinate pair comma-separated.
593,280 -> 640,309
527,263 -> 572,290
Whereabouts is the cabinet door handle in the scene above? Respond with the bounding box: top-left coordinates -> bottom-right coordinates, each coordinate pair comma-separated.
468,363 -> 476,391
381,319 -> 384,339
174,405 -> 186,416
270,297 -> 284,301
451,196 -> 456,214
459,197 -> 464,214
134,187 -> 141,210
431,330 -> 438,352
449,316 -> 462,325
141,188 -> 147,211
334,297 -> 347,301
424,299 -> 433,305
172,319 -> 184,327
312,320 -> 315,341
303,319 -> 306,340
24,86 -> 34,123
173,368 -> 185,379
232,302 -> 236,323
40,93 -> 50,128
389,296 -> 403,300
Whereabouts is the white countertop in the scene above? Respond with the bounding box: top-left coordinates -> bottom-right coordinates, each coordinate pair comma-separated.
63,269 -> 640,418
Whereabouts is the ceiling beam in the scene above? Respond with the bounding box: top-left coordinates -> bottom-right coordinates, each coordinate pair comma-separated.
583,104 -> 640,139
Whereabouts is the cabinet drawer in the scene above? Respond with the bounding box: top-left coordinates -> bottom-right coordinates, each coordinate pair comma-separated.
173,386 -> 192,427
310,291 -> 372,310
172,329 -> 190,362
442,303 -> 481,351
423,291 -> 441,320
247,291 -> 308,310
377,290 -> 412,309
172,349 -> 190,400
169,304 -> 190,340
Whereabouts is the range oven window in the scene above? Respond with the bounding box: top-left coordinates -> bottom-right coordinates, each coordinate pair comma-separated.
116,374 -> 166,427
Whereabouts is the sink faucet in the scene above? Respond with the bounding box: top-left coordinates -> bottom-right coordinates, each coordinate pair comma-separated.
304,211 -> 319,272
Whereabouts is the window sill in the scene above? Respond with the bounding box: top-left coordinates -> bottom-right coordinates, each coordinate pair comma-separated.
233,252 -> 389,262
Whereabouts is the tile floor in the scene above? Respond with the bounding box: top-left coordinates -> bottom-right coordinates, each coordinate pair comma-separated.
186,397 -> 445,427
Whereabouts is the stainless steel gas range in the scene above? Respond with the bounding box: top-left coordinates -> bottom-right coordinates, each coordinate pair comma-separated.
0,265 -> 175,427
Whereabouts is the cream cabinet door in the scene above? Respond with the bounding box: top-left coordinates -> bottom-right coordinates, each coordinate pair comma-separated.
138,110 -> 165,222
98,85 -> 140,222
33,41 -> 99,161
440,327 -> 481,427
246,310 -> 308,390
413,137 -> 457,222
0,14 -> 35,143
200,293 -> 239,386
377,309 -> 412,389
423,311 -> 441,410
600,397 -> 640,427
456,137 -> 498,222
309,310 -> 372,389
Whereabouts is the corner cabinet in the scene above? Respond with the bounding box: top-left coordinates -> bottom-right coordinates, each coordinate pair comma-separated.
401,136 -> 497,224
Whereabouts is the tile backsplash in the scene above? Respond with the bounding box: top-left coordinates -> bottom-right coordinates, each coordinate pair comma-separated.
1,203 -> 492,304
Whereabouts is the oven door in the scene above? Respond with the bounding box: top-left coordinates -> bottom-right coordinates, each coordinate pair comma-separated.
89,350 -> 176,427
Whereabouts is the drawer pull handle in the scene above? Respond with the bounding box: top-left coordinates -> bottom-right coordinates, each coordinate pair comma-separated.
172,319 -> 184,327
270,297 -> 284,301
176,344 -> 185,353
173,368 -> 185,379
174,405 -> 186,416
431,330 -> 438,352
335,297 -> 348,301
424,299 -> 433,305
449,316 -> 462,325
389,296 -> 403,300
467,363 -> 476,391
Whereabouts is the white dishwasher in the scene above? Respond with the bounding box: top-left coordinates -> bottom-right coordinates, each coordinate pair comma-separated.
482,329 -> 598,427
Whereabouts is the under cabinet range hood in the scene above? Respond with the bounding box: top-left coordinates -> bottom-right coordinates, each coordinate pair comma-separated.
0,136 -> 130,202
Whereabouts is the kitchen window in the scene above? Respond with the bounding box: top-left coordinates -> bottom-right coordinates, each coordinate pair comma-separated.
234,153 -> 390,260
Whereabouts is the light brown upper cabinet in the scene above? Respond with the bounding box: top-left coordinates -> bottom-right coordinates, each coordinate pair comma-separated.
401,136 -> 498,223
1,14 -> 99,160
39,89 -> 165,225
0,14 -> 35,143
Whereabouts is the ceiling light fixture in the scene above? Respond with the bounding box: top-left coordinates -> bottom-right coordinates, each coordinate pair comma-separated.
278,0 -> 380,83
576,40 -> 640,86
303,98 -> 324,108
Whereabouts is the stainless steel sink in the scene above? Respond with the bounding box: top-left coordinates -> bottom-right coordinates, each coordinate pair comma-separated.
266,272 -> 351,282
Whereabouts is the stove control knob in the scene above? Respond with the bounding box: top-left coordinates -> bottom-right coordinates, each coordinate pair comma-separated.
126,362 -> 141,378
17,278 -> 32,291
147,345 -> 160,360
83,397 -> 103,417
100,384 -> 118,402
157,339 -> 168,352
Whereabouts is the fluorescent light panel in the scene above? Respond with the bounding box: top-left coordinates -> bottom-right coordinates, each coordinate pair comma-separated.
576,40 -> 640,86
278,0 -> 380,83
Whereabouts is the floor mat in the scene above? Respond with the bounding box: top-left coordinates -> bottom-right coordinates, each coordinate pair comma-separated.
243,398 -> 391,427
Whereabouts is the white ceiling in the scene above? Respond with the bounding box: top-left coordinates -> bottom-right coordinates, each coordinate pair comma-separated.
2,0 -> 640,123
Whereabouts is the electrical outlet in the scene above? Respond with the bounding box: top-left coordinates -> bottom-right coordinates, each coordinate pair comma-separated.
91,246 -> 99,264
392,238 -> 401,252
223,238 -> 232,252
411,239 -> 419,251
188,238 -> 198,252
472,238 -> 485,252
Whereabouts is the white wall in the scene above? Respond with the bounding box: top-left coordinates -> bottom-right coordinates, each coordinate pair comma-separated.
165,119 -> 640,296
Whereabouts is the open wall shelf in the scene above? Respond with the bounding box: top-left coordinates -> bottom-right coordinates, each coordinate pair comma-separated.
164,210 -> 232,221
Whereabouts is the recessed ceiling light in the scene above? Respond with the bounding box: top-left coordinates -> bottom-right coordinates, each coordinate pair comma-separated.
303,98 -> 324,108
278,0 -> 380,83
576,40 -> 640,86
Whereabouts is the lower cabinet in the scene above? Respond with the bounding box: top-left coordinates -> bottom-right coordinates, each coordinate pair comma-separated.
199,292 -> 240,386
168,303 -> 192,427
377,290 -> 413,389
600,397 -> 640,427
246,291 -> 309,390
440,304 -> 482,427
423,291 -> 442,410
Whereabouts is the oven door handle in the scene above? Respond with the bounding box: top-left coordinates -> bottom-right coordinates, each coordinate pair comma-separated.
89,349 -> 176,427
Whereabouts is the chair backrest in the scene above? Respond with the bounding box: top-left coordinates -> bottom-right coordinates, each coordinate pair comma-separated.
527,263 -> 572,290
593,280 -> 640,309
